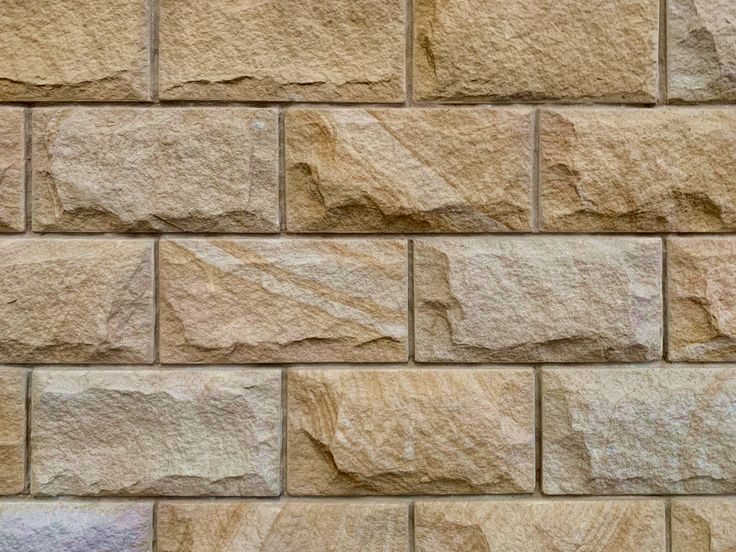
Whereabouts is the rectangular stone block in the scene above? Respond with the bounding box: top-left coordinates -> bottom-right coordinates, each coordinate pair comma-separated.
159,239 -> 408,363
542,365 -> 736,494
414,237 -> 662,363
540,108 -> 736,232
413,0 -> 658,102
157,501 -> 409,552
33,108 -> 279,233
672,498 -> 736,552
0,368 -> 25,494
0,0 -> 149,101
31,369 -> 281,496
0,240 -> 154,363
285,108 -> 532,232
287,368 -> 535,495
159,0 -> 405,102
0,109 -> 24,232
414,500 -> 665,552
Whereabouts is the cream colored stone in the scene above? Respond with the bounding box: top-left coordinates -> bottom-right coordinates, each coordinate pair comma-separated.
414,237 -> 662,363
542,365 -> 736,494
159,239 -> 407,363
33,108 -> 279,233
672,498 -> 736,552
159,0 -> 404,102
413,0 -> 658,102
157,501 -> 408,552
31,369 -> 281,496
0,0 -> 149,101
0,109 -> 24,232
0,369 -> 25,494
669,0 -> 736,102
286,108 -> 532,232
287,368 -> 534,495
415,500 -> 665,552
668,238 -> 736,361
0,240 -> 154,363
540,109 -> 736,232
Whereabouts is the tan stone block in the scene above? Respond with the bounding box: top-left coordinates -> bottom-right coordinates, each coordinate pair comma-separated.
672,498 -> 736,552
0,109 -> 24,232
159,239 -> 407,363
0,0 -> 149,101
413,0 -> 658,102
0,240 -> 154,363
33,108 -> 279,233
0,369 -> 25,495
540,109 -> 736,232
31,369 -> 281,496
414,237 -> 662,363
159,0 -> 405,102
287,368 -> 534,495
542,365 -> 736,494
157,501 -> 409,552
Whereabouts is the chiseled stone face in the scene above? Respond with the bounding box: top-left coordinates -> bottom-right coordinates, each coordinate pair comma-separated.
413,0 -> 658,102
157,502 -> 409,552
669,0 -> 736,102
540,109 -> 736,232
33,108 -> 279,233
542,366 -> 736,494
0,240 -> 154,363
0,0 -> 149,101
287,368 -> 535,495
414,500 -> 666,552
159,0 -> 405,101
0,369 -> 25,494
285,108 -> 532,232
672,498 -> 736,552
0,502 -> 152,552
159,239 -> 408,363
0,109 -> 24,232
31,369 -> 282,496
668,238 -> 736,361
414,237 -> 662,363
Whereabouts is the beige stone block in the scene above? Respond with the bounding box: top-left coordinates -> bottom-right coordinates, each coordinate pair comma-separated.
0,109 -> 24,232
0,369 -> 25,495
672,498 -> 736,552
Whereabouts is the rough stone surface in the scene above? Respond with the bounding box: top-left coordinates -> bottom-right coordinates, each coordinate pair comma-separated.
668,238 -> 736,361
285,108 -> 532,232
413,0 -> 658,102
159,0 -> 405,102
669,0 -> 736,102
31,369 -> 281,496
159,239 -> 407,363
540,108 -> 736,232
157,501 -> 409,552
0,369 -> 25,495
672,498 -> 736,552
414,237 -> 662,363
0,501 -> 152,552
542,365 -> 736,495
0,240 -> 154,363
0,109 -> 24,232
33,108 -> 279,233
415,500 -> 666,552
0,0 -> 149,101
287,368 -> 535,495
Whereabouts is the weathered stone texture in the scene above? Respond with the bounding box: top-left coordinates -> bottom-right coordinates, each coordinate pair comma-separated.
540,109 -> 736,232
414,500 -> 666,552
285,108 -> 532,232
542,366 -> 736,494
33,108 -> 279,233
159,239 -> 407,363
0,109 -> 24,232
0,0 -> 149,101
0,369 -> 25,495
31,369 -> 281,496
0,240 -> 154,363
159,0 -> 405,101
414,237 -> 662,363
413,0 -> 658,102
287,368 -> 535,495
672,498 -> 736,552
157,501 -> 409,552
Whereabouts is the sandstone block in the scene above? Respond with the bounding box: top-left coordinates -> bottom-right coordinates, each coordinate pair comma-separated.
0,369 -> 25,494
0,240 -> 154,363
672,498 -> 736,552
542,365 -> 736,494
0,109 -> 24,232
414,237 -> 662,363
285,108 -> 532,232
33,108 -> 279,233
287,368 -> 535,495
31,369 -> 281,496
159,0 -> 405,102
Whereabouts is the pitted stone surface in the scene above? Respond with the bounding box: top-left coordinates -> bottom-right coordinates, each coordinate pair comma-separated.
0,109 -> 24,232
0,369 -> 25,495
672,498 -> 736,552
